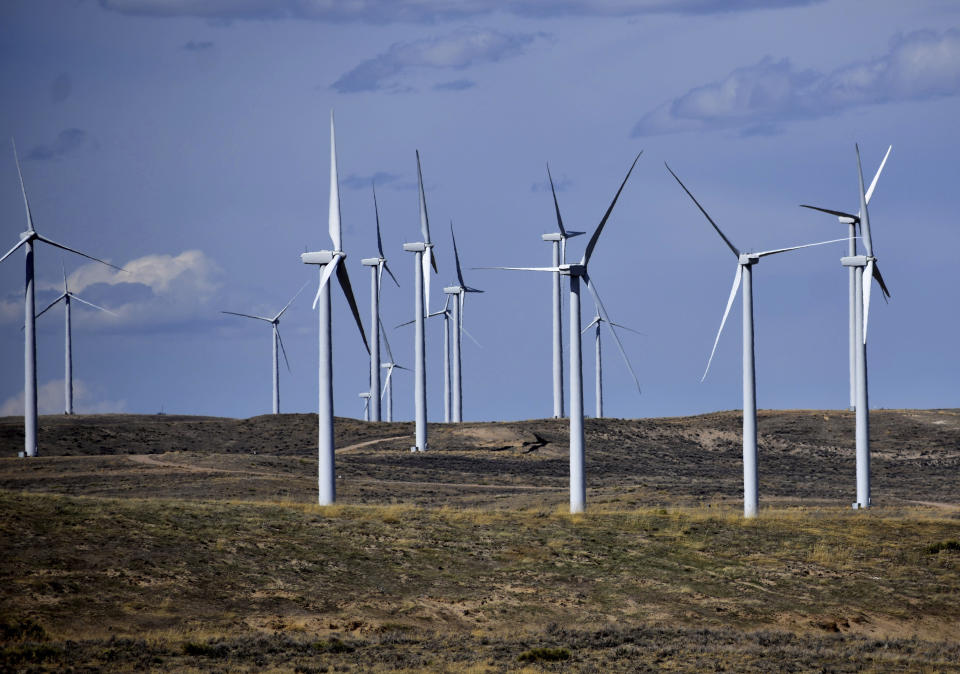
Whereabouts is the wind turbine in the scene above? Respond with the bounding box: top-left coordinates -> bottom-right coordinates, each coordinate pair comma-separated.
581,306 -> 643,419
221,280 -> 309,415
801,145 -> 892,510
0,140 -> 123,457
801,146 -> 891,411
359,392 -> 371,421
666,163 -> 848,518
379,319 -> 408,422
35,264 -> 117,415
443,221 -> 483,423
402,150 -> 438,451
541,165 -> 584,418
479,152 -> 641,513
301,112 -> 369,504
360,183 -> 400,422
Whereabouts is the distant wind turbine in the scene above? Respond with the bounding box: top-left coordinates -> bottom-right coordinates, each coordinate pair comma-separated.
379,318 -> 408,422
221,280 -> 309,415
801,144 -> 892,510
35,264 -> 117,415
581,305 -> 643,419
541,165 -> 584,419
402,150 -> 438,451
359,392 -> 371,421
0,140 -> 123,456
360,183 -> 400,422
801,145 -> 891,411
443,222 -> 483,423
479,152 -> 641,513
666,163 -> 848,518
301,112 -> 369,504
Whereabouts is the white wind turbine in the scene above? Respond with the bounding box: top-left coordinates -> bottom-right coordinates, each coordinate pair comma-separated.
1,140 -> 123,457
801,146 -> 891,411
221,280 -> 309,415
359,392 -> 371,421
480,152 -> 641,513
360,183 -> 400,422
378,319 -> 408,422
801,145 -> 892,510
541,165 -> 584,419
35,264 -> 117,415
402,150 -> 439,451
581,304 -> 643,419
300,112 -> 369,504
666,163 -> 848,518
443,222 -> 483,423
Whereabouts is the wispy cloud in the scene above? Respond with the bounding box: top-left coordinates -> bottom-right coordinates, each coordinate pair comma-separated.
434,79 -> 475,91
332,28 -> 540,93
341,171 -> 402,190
633,28 -> 960,136
0,379 -> 126,416
99,0 -> 823,23
183,40 -> 214,51
531,174 -> 573,193
26,128 -> 92,161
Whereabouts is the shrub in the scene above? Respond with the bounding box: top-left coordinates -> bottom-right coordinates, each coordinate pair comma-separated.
518,647 -> 571,663
925,540 -> 960,554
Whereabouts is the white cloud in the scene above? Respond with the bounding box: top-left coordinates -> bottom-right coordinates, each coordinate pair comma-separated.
0,378 -> 126,416
332,28 -> 541,93
633,28 -> 960,136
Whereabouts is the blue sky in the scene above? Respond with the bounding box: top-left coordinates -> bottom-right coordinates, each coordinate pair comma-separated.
1,0 -> 958,421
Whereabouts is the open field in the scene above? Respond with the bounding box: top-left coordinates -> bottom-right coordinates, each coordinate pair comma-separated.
1,410 -> 958,671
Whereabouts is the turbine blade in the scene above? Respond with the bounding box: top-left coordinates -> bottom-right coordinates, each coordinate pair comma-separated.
872,261 -> 891,300
12,139 -> 35,232
665,162 -> 740,258
703,264 -> 743,382
473,265 -> 559,272
379,316 -> 395,361
800,204 -> 859,221
462,324 -> 482,348
312,256 -> 340,310
582,316 -> 601,333
546,163 -> 567,237
277,327 -> 292,373
71,294 -> 118,316
222,310 -> 273,322
373,182 -> 384,258
381,366 -> 393,400
383,260 -> 400,288
865,145 -> 892,205
275,279 -> 311,320
416,150 -> 431,244
422,248 -> 432,315
450,221 -> 466,288
754,237 -> 851,258
583,275 -> 640,393
61,262 -> 68,292
863,259 -> 873,344
458,291 -> 465,339
0,236 -> 28,265
35,235 -> 125,272
608,322 -> 646,337
336,260 -> 369,353
35,294 -> 66,320
329,111 -> 342,251
856,144 -> 874,257
582,151 -> 642,266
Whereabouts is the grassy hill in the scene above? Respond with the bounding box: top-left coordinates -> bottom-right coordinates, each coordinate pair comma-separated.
1,410 -> 958,671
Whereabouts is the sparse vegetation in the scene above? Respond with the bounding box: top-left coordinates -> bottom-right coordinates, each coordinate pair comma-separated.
518,646 -> 570,662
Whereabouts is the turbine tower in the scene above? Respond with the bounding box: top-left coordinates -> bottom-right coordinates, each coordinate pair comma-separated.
359,392 -> 371,421
581,307 -> 642,419
35,264 -> 117,415
480,152 -> 641,513
360,184 -> 400,422
541,165 -> 584,418
402,150 -> 438,451
801,145 -> 892,509
221,280 -> 309,415
443,222 -> 483,423
0,140 -> 123,457
666,163 -> 847,518
301,112 -> 369,504
801,146 -> 890,410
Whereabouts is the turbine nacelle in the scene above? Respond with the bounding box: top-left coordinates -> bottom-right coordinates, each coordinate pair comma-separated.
738,253 -> 760,266
403,242 -> 428,253
559,263 -> 585,277
361,257 -> 383,267
301,250 -> 338,265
